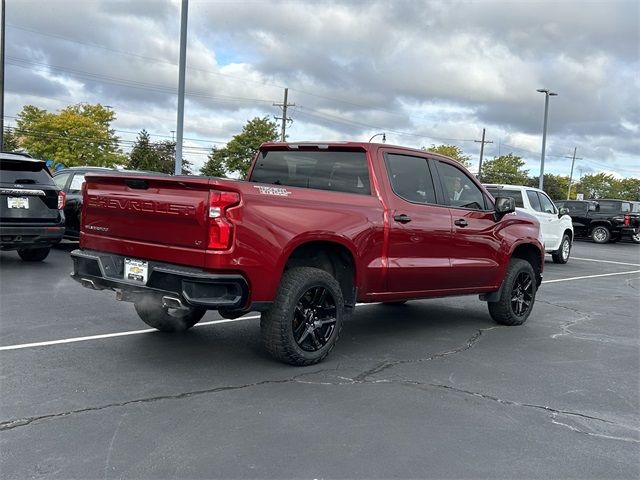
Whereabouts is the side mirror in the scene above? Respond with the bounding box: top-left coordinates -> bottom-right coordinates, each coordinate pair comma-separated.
494,196 -> 516,215
559,207 -> 569,216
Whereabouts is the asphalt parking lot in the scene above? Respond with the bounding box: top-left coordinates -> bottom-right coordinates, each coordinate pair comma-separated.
1,240 -> 639,479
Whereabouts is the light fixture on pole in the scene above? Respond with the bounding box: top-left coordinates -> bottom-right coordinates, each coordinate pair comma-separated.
369,133 -> 386,143
536,88 -> 558,190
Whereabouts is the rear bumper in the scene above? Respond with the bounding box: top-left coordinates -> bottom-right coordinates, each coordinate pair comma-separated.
0,223 -> 65,249
70,249 -> 249,310
620,227 -> 640,236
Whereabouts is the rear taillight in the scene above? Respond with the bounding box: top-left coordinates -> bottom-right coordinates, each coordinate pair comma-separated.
58,191 -> 66,209
624,214 -> 630,226
208,190 -> 240,249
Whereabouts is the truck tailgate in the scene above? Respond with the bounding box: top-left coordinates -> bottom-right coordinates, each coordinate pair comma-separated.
81,174 -> 212,267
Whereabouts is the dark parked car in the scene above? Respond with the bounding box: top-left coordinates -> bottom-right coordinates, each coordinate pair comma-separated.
54,167 -> 167,239
555,199 -> 640,244
0,152 -> 66,261
53,167 -> 113,239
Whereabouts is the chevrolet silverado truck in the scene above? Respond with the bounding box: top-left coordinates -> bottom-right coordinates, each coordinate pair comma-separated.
70,142 -> 544,365
555,199 -> 640,244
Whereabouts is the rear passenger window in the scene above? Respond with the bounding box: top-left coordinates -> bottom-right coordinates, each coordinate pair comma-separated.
385,154 -> 436,204
486,188 -> 524,208
527,191 -> 542,212
53,173 -> 70,189
251,150 -> 371,195
69,173 -> 86,193
537,192 -> 556,214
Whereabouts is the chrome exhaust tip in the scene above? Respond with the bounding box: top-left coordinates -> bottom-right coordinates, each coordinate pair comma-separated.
162,296 -> 186,309
81,278 -> 97,290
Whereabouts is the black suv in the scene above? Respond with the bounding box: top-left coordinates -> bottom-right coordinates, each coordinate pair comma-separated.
0,152 -> 66,261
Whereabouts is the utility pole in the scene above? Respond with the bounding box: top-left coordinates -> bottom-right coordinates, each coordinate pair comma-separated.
273,88 -> 295,142
474,128 -> 493,180
174,0 -> 188,175
564,147 -> 583,199
1,0 -> 6,150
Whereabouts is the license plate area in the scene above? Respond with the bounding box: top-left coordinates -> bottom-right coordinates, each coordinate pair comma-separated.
124,258 -> 148,284
7,197 -> 29,209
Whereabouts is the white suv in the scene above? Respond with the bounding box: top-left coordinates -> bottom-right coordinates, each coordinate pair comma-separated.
485,184 -> 574,264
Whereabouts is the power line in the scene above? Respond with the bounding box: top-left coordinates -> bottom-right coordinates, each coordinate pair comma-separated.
6,56 -> 276,106
3,114 -> 226,145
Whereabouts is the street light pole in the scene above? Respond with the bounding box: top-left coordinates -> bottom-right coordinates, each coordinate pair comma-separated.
174,0 -> 189,175
536,88 -> 557,191
1,0 -> 6,150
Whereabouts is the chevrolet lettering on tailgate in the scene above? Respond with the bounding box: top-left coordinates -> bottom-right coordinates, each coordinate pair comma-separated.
87,195 -> 196,216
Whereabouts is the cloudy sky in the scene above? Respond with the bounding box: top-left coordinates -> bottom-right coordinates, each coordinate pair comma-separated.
3,0 -> 639,177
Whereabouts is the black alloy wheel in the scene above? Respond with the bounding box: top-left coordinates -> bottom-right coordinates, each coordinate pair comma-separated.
511,271 -> 534,317
488,258 -> 537,326
292,286 -> 337,352
261,267 -> 345,366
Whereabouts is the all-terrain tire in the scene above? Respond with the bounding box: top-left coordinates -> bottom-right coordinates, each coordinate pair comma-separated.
261,267 -> 344,366
134,297 -> 206,332
591,226 -> 611,244
488,258 -> 537,326
17,246 -> 51,262
551,234 -> 571,264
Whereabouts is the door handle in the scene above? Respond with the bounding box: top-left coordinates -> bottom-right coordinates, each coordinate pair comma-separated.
393,214 -> 412,224
454,219 -> 468,227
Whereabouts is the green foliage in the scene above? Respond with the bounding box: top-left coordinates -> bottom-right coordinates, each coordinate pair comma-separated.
481,154 -> 529,185
528,174 -> 571,200
201,117 -> 279,178
2,127 -> 20,151
610,177 -> 640,200
15,103 -> 124,166
200,147 -> 227,177
128,130 -> 192,175
425,144 -> 471,167
576,173 -> 621,200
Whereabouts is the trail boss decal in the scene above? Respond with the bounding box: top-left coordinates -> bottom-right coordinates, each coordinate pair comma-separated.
253,186 -> 292,197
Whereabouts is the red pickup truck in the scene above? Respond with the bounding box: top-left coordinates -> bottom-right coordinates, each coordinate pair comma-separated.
71,142 -> 544,365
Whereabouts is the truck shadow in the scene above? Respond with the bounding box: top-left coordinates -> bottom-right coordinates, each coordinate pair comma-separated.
124,300 -> 495,371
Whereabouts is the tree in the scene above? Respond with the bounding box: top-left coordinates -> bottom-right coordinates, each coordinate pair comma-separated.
15,104 -> 124,166
424,144 -> 471,167
481,153 -> 529,185
201,117 -> 279,178
528,174 -> 571,200
578,173 -> 617,199
128,130 -> 193,175
611,177 -> 640,201
2,127 -> 20,151
201,147 -> 227,177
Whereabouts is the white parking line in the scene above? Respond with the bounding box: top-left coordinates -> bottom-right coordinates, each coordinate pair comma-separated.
0,315 -> 261,352
542,270 -> 640,284
571,257 -> 640,267
2,267 -> 639,353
